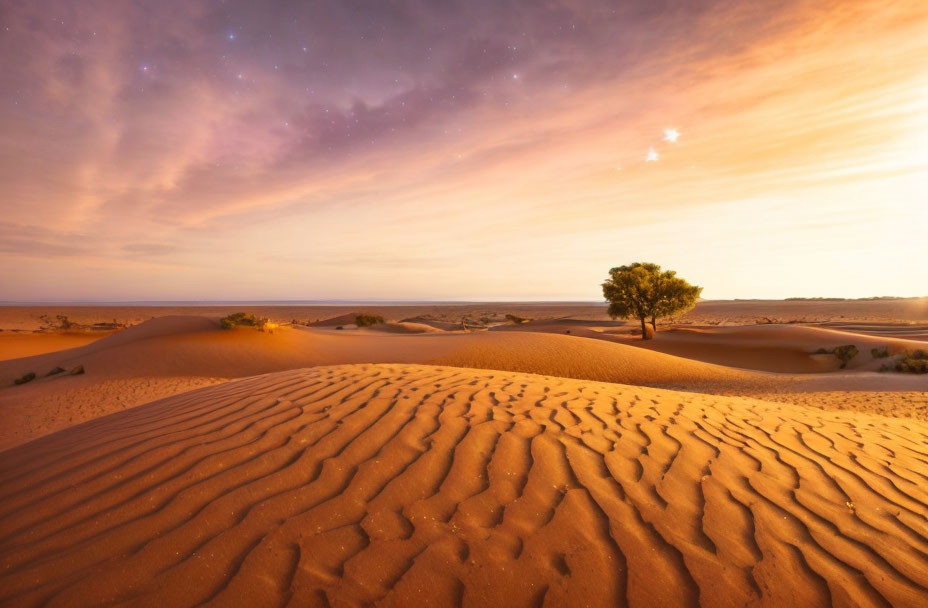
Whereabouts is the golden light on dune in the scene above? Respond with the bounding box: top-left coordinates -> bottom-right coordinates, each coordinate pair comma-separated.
0,0 -> 926,300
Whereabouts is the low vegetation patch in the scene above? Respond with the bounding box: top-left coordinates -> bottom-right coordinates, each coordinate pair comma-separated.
70,364 -> 85,376
14,372 -> 36,385
814,344 -> 859,369
881,349 -> 928,374
38,314 -> 74,331
46,367 -> 66,376
870,346 -> 890,359
505,314 -> 531,325
355,314 -> 384,327
219,312 -> 269,330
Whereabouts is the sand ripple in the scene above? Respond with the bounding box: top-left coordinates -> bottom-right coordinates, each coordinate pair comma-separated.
1,364 -> 927,607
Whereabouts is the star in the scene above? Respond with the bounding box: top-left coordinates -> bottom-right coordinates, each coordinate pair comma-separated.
663,128 -> 680,143
646,147 -> 659,162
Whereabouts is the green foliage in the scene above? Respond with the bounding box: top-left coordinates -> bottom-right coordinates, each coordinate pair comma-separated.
602,262 -> 702,340
870,346 -> 889,359
831,344 -> 859,368
814,345 -> 860,368
886,349 -> 928,374
14,372 -> 36,385
219,312 -> 268,330
355,314 -> 385,327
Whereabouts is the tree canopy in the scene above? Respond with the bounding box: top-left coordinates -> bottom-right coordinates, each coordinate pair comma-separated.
602,263 -> 702,339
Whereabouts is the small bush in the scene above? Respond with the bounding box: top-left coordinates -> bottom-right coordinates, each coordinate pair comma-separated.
355,314 -> 384,327
38,314 -> 75,331
505,314 -> 531,324
219,312 -> 268,330
14,372 -> 36,385
46,367 -> 66,376
70,364 -> 85,375
832,344 -> 859,368
814,344 -> 859,368
870,346 -> 889,359
893,349 -> 928,374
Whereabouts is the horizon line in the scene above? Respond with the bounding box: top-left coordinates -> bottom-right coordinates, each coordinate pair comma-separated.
1,296 -> 923,307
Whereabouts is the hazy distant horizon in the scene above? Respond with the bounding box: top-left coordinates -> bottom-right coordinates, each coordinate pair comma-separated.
2,296 -> 923,307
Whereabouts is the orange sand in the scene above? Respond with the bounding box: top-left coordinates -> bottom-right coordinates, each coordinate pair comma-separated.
0,332 -> 109,361
1,364 -> 926,606
2,316 -> 927,451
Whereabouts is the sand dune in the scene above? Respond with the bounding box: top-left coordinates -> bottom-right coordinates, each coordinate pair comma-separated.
1,364 -> 926,606
498,322 -> 927,373
0,332 -> 109,361
366,321 -> 445,334
0,316 -> 760,451
817,322 -> 928,342
3,316 -> 927,451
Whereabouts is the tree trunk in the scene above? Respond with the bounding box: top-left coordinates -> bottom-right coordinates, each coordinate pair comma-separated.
640,316 -> 650,340
650,316 -> 657,332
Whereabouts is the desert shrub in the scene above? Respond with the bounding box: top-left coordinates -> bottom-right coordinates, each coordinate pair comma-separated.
893,349 -> 928,374
815,345 -> 859,368
831,345 -> 859,369
219,312 -> 268,330
70,364 -> 85,375
355,314 -> 384,327
505,314 -> 531,324
38,314 -> 74,331
870,346 -> 889,359
46,367 -> 66,376
14,372 -> 36,385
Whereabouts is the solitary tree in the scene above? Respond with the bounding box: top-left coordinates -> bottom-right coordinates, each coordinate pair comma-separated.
602,263 -> 702,340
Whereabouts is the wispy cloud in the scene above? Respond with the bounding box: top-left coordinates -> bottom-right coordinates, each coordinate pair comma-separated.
0,0 -> 926,299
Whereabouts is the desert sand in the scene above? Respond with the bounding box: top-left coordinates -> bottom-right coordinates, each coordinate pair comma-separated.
1,297 -> 926,331
1,364 -> 927,606
1,305 -> 927,606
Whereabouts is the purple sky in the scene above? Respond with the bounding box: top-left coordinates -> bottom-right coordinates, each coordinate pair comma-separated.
1,0 -> 926,300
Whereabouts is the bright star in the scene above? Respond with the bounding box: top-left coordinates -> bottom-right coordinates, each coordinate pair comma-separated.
646,147 -> 659,162
227,32 -> 236,41
663,128 -> 680,143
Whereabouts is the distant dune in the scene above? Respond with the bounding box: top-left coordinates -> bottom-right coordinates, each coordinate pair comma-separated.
0,316 -> 754,450
497,322 -> 928,373
2,316 -> 927,451
1,364 -> 926,606
1,298 -> 926,331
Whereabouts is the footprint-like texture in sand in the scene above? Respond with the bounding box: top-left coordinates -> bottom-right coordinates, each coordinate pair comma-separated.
1,364 -> 927,607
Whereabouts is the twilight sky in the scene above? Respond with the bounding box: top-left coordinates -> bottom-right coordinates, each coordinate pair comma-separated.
1,0 -> 926,301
